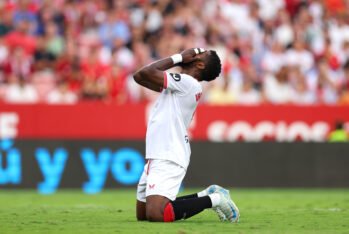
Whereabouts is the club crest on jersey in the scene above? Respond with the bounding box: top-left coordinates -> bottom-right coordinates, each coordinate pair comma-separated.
170,73 -> 181,81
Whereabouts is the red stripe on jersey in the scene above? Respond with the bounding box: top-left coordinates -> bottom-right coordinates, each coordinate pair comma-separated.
163,72 -> 168,89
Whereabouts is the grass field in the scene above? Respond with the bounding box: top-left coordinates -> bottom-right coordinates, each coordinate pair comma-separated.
0,189 -> 348,234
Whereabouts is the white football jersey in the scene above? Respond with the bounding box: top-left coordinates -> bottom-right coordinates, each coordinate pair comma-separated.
145,72 -> 202,169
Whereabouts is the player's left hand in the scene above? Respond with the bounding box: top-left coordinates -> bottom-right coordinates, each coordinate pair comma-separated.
180,48 -> 206,64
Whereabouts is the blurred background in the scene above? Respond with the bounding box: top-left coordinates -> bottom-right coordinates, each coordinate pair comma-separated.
0,0 -> 349,105
0,0 -> 349,194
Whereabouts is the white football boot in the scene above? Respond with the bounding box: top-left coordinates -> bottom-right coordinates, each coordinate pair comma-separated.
205,185 -> 240,223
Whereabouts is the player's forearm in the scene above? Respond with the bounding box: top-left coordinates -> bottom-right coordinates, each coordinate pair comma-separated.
134,48 -> 204,84
147,57 -> 178,71
133,55 -> 181,91
134,57 -> 176,80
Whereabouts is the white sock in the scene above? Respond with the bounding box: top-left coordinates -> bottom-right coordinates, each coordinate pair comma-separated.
208,193 -> 221,207
197,190 -> 208,197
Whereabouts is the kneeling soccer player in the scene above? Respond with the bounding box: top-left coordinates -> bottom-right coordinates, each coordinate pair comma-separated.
134,48 -> 239,222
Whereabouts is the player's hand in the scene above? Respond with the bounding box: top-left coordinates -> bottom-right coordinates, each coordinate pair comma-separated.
180,48 -> 206,64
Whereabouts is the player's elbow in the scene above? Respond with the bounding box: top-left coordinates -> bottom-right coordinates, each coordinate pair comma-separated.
133,71 -> 143,84
133,66 -> 153,84
133,69 -> 146,84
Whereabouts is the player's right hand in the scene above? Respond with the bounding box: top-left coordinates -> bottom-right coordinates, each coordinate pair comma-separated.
180,48 -> 206,64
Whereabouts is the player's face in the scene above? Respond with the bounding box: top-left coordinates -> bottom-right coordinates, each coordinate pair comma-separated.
195,51 -> 209,62
193,51 -> 209,71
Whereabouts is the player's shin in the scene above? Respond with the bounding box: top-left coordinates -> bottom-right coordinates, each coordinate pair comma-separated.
164,194 -> 220,222
175,193 -> 198,200
175,189 -> 210,201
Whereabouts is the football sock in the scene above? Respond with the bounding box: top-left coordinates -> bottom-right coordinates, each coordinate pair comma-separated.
164,194 -> 220,221
175,189 -> 209,201
175,193 -> 198,200
197,190 -> 208,197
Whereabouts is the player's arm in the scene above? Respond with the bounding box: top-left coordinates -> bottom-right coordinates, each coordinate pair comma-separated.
133,48 -> 205,92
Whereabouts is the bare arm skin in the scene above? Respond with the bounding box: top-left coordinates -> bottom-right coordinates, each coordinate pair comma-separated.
133,57 -> 175,92
133,48 -> 203,92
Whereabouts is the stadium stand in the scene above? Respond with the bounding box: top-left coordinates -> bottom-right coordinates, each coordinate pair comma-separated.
0,0 -> 348,105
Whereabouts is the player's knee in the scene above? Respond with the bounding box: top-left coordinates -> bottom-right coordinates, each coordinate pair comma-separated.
136,211 -> 147,221
136,201 -> 147,221
146,204 -> 163,222
137,215 -> 147,221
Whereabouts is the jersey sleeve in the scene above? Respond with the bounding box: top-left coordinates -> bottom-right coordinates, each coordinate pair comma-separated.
163,72 -> 195,94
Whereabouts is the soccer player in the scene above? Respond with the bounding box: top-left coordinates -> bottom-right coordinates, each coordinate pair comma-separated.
134,48 -> 239,222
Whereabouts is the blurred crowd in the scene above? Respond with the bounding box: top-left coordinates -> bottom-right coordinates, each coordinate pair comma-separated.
0,0 -> 349,105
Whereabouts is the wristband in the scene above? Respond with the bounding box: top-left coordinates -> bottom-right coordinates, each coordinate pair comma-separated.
194,48 -> 206,54
171,54 -> 183,64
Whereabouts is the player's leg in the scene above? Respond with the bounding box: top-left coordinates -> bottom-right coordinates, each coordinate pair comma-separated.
146,192 -> 220,222
175,189 -> 208,200
175,185 -> 225,200
163,193 -> 221,221
175,194 -> 198,200
174,190 -> 224,221
136,200 -> 147,221
144,159 -> 223,222
140,159 -> 239,222
136,160 -> 150,221
145,195 -> 170,221
175,185 -> 240,222
143,159 -> 181,221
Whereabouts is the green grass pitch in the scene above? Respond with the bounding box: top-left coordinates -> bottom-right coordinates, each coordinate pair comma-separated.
0,189 -> 348,234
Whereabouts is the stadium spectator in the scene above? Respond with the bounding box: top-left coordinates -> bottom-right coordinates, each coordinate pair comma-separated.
285,39 -> 314,73
12,0 -> 39,34
4,20 -> 37,55
307,58 -> 341,104
273,10 -> 294,48
3,47 -> 33,80
0,0 -> 348,105
264,66 -> 293,104
328,120 -> 349,142
44,22 -> 64,56
290,67 -> 316,104
0,10 -> 13,36
33,37 -> 56,71
236,79 -> 261,105
338,60 -> 349,104
98,10 -> 131,49
207,74 -> 235,105
261,42 -> 286,74
4,74 -> 38,103
47,80 -> 78,104
107,65 -> 128,104
0,38 -> 8,67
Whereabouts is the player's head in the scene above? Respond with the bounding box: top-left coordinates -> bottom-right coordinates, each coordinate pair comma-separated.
181,50 -> 221,82
195,50 -> 222,82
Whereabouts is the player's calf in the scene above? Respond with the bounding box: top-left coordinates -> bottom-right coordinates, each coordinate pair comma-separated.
146,195 -> 171,222
136,200 -> 147,221
146,193 -> 221,222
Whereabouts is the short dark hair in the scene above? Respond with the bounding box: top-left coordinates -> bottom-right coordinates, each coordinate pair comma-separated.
202,50 -> 221,81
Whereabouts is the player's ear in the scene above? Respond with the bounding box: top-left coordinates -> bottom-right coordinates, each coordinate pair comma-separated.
196,61 -> 205,70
